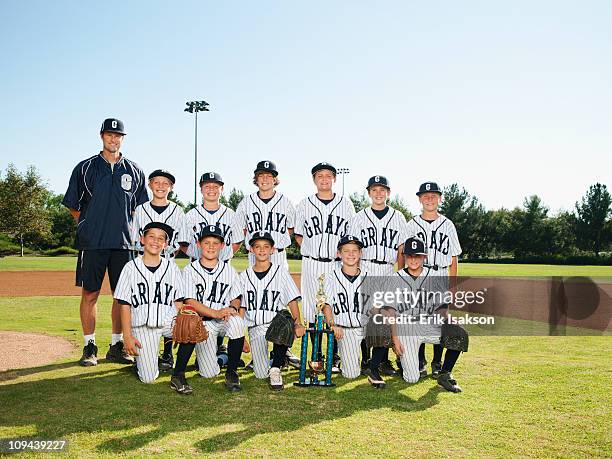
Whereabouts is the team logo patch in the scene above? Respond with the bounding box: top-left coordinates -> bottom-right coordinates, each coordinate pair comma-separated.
121,174 -> 132,191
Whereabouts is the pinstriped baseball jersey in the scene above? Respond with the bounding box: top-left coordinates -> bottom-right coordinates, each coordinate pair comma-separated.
295,194 -> 355,259
392,268 -> 448,317
182,260 -> 239,310
114,257 -> 185,328
230,264 -> 301,327
131,202 -> 187,257
348,207 -> 408,264
235,192 -> 296,251
405,215 -> 462,269
184,204 -> 243,261
324,268 -> 370,328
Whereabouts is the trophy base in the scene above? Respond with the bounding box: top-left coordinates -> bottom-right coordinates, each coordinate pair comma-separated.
293,379 -> 335,388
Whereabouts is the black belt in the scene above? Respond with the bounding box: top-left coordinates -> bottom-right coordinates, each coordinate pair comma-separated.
424,264 -> 450,271
277,248 -> 284,252
363,259 -> 393,265
304,255 -> 339,263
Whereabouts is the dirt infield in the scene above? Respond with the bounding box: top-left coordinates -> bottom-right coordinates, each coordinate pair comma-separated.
0,331 -> 75,372
0,271 -> 302,297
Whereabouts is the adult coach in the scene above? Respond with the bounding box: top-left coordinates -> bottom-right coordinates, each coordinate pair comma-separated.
63,118 -> 148,366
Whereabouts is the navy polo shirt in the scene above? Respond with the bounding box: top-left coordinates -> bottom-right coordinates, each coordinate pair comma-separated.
63,153 -> 149,250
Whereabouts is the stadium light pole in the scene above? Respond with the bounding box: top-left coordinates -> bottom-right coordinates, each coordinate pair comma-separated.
337,168 -> 350,195
185,100 -> 210,205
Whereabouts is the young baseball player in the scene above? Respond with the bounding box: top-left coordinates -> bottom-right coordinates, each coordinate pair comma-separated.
295,162 -> 355,373
115,222 -> 185,385
184,172 -> 244,263
348,175 -> 408,375
390,237 -> 463,392
321,236 -> 369,381
170,225 -> 244,394
234,161 -> 296,271
131,169 -> 188,372
230,231 -> 305,390
403,182 -> 462,377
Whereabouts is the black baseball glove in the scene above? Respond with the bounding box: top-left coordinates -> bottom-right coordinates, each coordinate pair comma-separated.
440,323 -> 469,352
265,309 -> 296,347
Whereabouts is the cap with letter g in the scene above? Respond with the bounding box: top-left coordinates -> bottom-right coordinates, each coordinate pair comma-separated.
254,160 -> 278,177
366,175 -> 390,190
143,222 -> 173,241
337,235 -> 364,250
416,182 -> 442,196
403,237 -> 427,256
249,231 -> 275,247
197,225 -> 225,242
311,162 -> 337,176
100,118 -> 126,135
199,172 -> 224,186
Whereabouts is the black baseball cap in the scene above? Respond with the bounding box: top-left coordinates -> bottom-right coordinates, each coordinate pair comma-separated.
143,222 -> 173,241
254,160 -> 278,177
337,235 -> 364,250
199,172 -> 224,186
403,237 -> 427,256
311,162 -> 337,176
100,118 -> 126,135
366,175 -> 390,190
249,231 -> 275,247
148,169 -> 175,184
197,225 -> 225,242
416,182 -> 442,196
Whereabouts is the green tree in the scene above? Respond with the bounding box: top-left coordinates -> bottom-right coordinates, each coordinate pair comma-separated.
506,195 -> 552,258
220,188 -> 245,211
44,193 -> 76,248
574,183 -> 612,256
0,164 -> 51,256
168,191 -> 186,209
388,195 -> 412,221
349,192 -> 369,213
439,184 -> 487,258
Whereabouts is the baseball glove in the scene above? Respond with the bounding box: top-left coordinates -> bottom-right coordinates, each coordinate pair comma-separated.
365,309 -> 393,348
440,323 -> 469,352
172,306 -> 208,344
265,309 -> 295,347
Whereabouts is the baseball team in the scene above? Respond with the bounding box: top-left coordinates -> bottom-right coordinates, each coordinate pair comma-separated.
63,118 -> 464,395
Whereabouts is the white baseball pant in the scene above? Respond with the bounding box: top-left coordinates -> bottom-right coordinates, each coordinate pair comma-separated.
131,323 -> 173,384
195,315 -> 245,378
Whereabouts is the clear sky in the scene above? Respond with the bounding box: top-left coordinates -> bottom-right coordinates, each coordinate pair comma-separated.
1,1 -> 610,215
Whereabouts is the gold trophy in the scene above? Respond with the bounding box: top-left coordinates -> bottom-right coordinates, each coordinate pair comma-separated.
295,274 -> 335,387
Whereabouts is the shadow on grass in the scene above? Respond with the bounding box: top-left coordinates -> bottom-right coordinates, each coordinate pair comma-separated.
1,363 -> 445,454
0,360 -> 79,382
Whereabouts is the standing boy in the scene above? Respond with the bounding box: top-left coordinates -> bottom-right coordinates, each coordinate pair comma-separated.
230,231 -> 305,390
114,222 -> 185,385
295,162 -> 355,372
235,161 -> 295,270
348,175 -> 408,375
184,172 -> 243,262
403,182 -> 462,377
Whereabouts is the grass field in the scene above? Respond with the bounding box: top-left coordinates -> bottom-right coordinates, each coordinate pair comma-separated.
2,256 -> 612,277
0,262 -> 610,457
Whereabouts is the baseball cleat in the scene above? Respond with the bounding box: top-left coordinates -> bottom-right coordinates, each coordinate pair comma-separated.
245,361 -> 254,371
379,359 -> 397,376
396,358 -> 403,376
106,341 -> 134,364
285,350 -> 301,369
237,358 -> 246,368
419,360 -> 427,378
331,356 -> 341,374
79,340 -> 98,367
170,373 -> 194,395
437,372 -> 462,393
225,369 -> 242,392
360,359 -> 370,375
158,353 -> 174,372
363,368 -> 385,388
268,367 -> 284,391
431,362 -> 442,379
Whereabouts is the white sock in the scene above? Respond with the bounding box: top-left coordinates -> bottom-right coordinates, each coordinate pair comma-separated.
84,334 -> 95,346
111,333 -> 123,345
